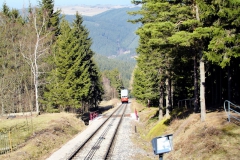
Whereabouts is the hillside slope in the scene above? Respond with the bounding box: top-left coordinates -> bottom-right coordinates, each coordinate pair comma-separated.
131,100 -> 240,160
65,7 -> 140,58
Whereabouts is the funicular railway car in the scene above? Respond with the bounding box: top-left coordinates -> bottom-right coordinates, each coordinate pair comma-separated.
121,89 -> 129,103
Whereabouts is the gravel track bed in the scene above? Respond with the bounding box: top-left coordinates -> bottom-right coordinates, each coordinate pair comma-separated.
111,103 -> 155,160
47,103 -> 156,160
74,105 -> 126,159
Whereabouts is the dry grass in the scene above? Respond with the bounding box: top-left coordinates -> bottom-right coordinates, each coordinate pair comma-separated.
0,113 -> 86,160
130,99 -> 240,160
167,112 -> 240,160
0,100 -> 121,160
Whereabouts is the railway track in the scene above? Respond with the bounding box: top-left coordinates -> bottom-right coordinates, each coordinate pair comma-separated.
69,103 -> 128,160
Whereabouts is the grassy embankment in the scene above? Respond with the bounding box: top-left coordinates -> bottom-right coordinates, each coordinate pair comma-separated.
131,99 -> 240,160
0,99 -> 120,160
0,113 -> 86,160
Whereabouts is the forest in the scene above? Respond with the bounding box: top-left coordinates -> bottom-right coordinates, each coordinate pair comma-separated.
1,0 -> 240,123
130,0 -> 240,121
0,0 -> 104,114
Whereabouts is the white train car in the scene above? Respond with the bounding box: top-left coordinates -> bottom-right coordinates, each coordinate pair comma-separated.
121,89 -> 128,103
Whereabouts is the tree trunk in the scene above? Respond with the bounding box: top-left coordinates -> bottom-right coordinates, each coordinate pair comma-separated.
159,98 -> 164,120
194,53 -> 199,112
227,66 -> 231,101
220,69 -> 222,105
33,32 -> 40,114
165,75 -> 171,118
159,83 -> 164,120
171,84 -> 174,107
200,55 -> 206,122
195,4 -> 206,122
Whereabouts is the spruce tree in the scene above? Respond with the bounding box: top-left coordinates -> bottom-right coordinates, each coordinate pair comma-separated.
43,19 -> 73,109
70,12 -> 94,109
44,12 -> 103,111
0,4 -> 25,113
88,60 -> 104,108
40,0 -> 60,37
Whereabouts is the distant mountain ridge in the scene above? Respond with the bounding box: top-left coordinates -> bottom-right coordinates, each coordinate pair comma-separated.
65,7 -> 140,59
56,5 -> 137,16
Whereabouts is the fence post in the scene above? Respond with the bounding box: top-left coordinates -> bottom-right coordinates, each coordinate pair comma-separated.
228,102 -> 231,122
8,131 -> 12,152
4,133 -> 7,154
0,133 -> 2,154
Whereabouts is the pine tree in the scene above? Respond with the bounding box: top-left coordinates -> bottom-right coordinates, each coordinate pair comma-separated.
167,0 -> 240,121
129,0 -> 179,120
130,0 -> 240,121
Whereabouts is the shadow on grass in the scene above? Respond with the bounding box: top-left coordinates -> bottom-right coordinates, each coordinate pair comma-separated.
98,105 -> 114,113
225,116 -> 240,126
148,106 -> 199,126
79,105 -> 114,125
163,106 -> 237,126
163,107 -> 195,126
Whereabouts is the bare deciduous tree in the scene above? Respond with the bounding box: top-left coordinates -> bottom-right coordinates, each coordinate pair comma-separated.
19,8 -> 52,114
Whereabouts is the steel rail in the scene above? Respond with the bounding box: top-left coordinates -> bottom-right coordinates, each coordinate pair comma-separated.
84,104 -> 126,159
103,103 -> 128,159
68,103 -> 124,160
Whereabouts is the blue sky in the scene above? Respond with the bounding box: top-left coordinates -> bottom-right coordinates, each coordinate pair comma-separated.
0,0 -> 133,9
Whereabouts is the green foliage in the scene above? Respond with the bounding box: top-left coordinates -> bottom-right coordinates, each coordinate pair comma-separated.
1,0 -> 240,117
103,69 -> 123,97
93,54 -> 136,88
43,13 -> 103,110
64,7 -> 141,98
40,0 -> 61,37
45,107 -> 60,113
129,0 -> 240,112
44,19 -> 73,108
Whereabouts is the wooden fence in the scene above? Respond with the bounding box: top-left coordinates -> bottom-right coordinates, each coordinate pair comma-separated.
0,132 -> 12,154
0,123 -> 31,155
